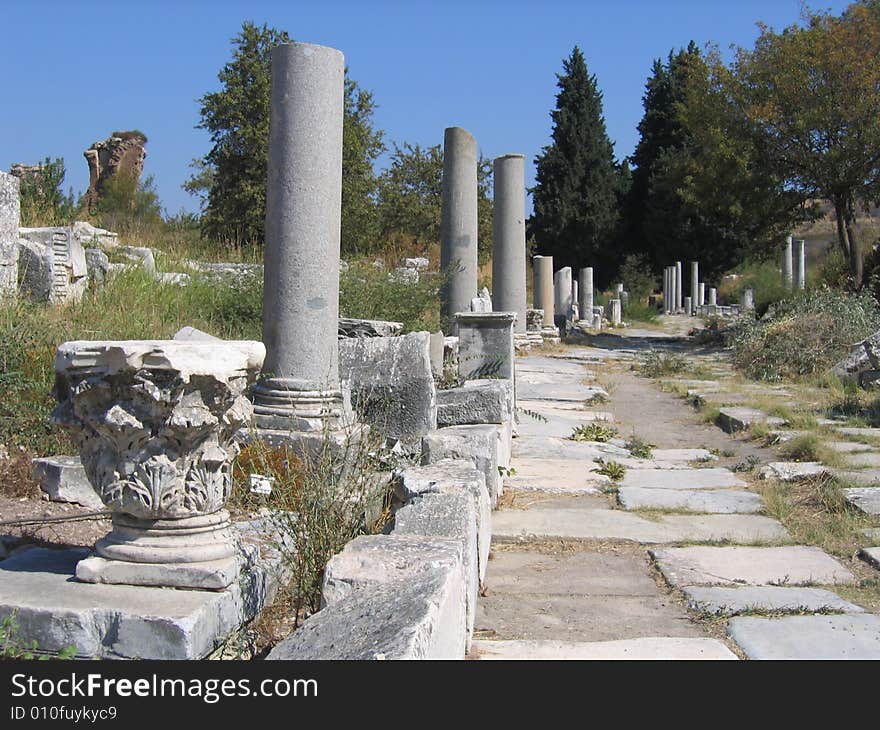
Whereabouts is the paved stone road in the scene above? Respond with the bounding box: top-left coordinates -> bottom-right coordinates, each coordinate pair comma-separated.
471,323 -> 880,660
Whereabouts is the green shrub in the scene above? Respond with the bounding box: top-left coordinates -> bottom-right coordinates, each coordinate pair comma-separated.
618,253 -> 657,299
727,288 -> 880,381
638,350 -> 687,378
717,258 -> 791,317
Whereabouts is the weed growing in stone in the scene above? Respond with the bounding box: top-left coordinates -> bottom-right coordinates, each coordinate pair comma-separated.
625,434 -> 654,459
638,350 -> 688,378
593,460 -> 626,482
570,422 -> 618,443
0,612 -> 76,659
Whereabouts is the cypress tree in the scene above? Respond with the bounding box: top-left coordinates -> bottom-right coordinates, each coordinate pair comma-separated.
529,47 -> 623,277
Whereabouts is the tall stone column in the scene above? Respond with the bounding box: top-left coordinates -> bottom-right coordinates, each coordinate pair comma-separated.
253,42 -> 346,435
782,235 -> 794,290
579,267 -> 593,326
675,261 -> 683,312
690,262 -> 699,315
440,127 -> 479,327
662,267 -> 668,313
795,239 -> 806,290
533,255 -> 555,326
491,154 -> 527,335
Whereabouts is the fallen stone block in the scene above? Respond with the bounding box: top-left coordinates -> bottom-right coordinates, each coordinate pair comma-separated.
717,407 -> 786,434
436,379 -> 513,427
859,547 -> 880,570
31,456 -> 103,509
832,330 -> 880,388
422,425 -> 502,506
392,493 -> 477,646
337,317 -> 404,338
268,565 -> 466,660
393,459 -> 490,584
681,585 -> 864,615
116,245 -> 156,275
727,614 -> 880,659
758,461 -> 829,482
339,332 -> 437,444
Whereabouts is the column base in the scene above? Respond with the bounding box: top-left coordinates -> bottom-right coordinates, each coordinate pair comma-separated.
513,333 -> 532,352
76,511 -> 237,590
526,331 -> 544,347
540,326 -> 561,345
251,377 -> 346,432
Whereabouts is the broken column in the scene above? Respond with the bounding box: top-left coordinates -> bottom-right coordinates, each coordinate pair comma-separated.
698,282 -> 706,307
610,298 -> 622,326
491,154 -> 527,349
533,255 -> 559,344
52,339 -> 265,589
795,239 -> 806,290
578,267 -> 594,326
553,266 -> 572,324
675,261 -> 683,312
742,288 -> 755,310
690,262 -> 698,315
440,127 -> 479,327
708,287 -> 717,306
684,296 -> 692,316
0,171 -> 19,296
252,42 -> 348,440
782,234 -> 793,290
456,312 -> 516,380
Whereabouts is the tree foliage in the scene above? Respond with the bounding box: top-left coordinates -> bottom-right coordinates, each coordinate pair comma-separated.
189,21 -> 384,253
376,141 -> 493,257
529,46 -> 624,278
733,1 -> 880,286
16,157 -> 76,227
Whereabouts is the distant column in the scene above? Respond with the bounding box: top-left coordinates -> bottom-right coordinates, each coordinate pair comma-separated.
795,239 -> 806,290
578,267 -> 593,325
698,282 -> 706,307
782,234 -> 794,290
554,266 -> 573,322
690,262 -> 699,315
708,287 -> 717,306
742,288 -> 755,309
533,255 -> 555,326
491,153 -> 527,333
440,126 -> 479,325
675,261 -> 683,312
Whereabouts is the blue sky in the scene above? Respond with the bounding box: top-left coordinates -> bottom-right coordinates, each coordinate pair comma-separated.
1,0 -> 852,216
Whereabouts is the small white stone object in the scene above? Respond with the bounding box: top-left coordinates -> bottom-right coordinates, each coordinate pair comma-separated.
249,474 -> 275,495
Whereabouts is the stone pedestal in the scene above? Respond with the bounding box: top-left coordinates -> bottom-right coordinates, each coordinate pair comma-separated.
252,42 -> 348,440
708,287 -> 717,306
610,299 -> 622,326
1,171 -> 20,296
456,312 -> 516,381
742,288 -> 755,310
782,235 -> 794,290
492,154 -> 527,335
440,127 -> 479,327
533,256 -> 555,327
52,339 -> 265,590
684,296 -> 692,316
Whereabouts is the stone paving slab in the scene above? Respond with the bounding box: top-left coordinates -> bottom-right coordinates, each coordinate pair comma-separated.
471,637 -> 738,660
651,448 -> 717,463
834,426 -> 880,439
681,585 -> 864,615
620,467 -> 746,490
503,458 -> 606,495
512,435 -> 629,461
727,614 -> 880,659
842,487 -> 880,516
844,451 -> 880,468
859,547 -> 880,570
650,546 -> 855,587
515,410 -> 614,439
617,487 -> 764,514
717,407 -> 786,434
834,470 -> 880,487
826,442 -> 875,454
493,499 -> 787,544
862,527 -> 880,541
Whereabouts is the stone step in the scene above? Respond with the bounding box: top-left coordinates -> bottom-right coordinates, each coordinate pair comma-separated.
650,545 -> 856,587
493,498 -> 787,544
471,637 -> 738,660
717,407 -> 786,434
619,467 -> 746,490
617,487 -> 764,514
681,585 -> 864,615
727,614 -> 880,659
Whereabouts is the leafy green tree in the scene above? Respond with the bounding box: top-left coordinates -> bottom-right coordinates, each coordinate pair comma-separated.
733,1 -> 880,286
95,171 -> 163,236
16,157 -> 76,227
189,21 -> 384,253
376,141 -> 494,257
529,46 -> 624,278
